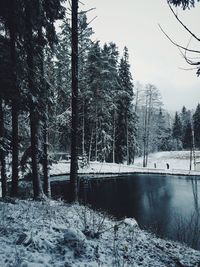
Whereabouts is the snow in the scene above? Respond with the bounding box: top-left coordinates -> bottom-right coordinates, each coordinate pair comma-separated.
50,151 -> 200,177
0,199 -> 199,267
134,151 -> 200,170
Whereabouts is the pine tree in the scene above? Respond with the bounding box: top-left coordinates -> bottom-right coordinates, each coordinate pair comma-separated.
84,41 -> 102,161
183,122 -> 192,149
156,108 -> 172,151
193,103 -> 200,149
172,112 -> 183,150
115,47 -> 135,164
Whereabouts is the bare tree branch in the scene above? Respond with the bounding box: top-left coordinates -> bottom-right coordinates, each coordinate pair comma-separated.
167,1 -> 200,42
158,24 -> 200,53
78,8 -> 96,15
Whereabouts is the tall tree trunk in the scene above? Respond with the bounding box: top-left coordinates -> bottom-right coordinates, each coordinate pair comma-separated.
10,100 -> 19,197
38,27 -> 49,197
9,2 -> 19,197
126,115 -> 129,165
88,128 -> 93,162
95,104 -> 98,161
112,110 -> 116,163
0,99 -> 7,198
25,0 -> 44,199
70,0 -> 79,202
145,95 -> 152,167
43,119 -> 49,196
191,122 -> 196,170
189,145 -> 192,171
82,100 -> 85,155
143,103 -> 148,167
30,110 -> 44,199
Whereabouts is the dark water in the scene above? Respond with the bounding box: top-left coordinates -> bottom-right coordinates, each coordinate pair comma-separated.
51,174 -> 200,250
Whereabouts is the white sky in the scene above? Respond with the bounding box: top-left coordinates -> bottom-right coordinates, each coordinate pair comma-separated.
82,0 -> 200,111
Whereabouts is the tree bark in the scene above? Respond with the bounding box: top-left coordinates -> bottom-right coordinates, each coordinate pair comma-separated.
43,120 -> 49,196
126,114 -> 129,165
9,2 -> 19,197
70,0 -> 79,202
112,110 -> 116,163
88,128 -> 93,162
25,0 -> 44,199
30,110 -> 44,199
38,27 -> 49,197
82,100 -> 85,155
95,104 -> 98,161
0,99 -> 7,198
10,100 -> 19,197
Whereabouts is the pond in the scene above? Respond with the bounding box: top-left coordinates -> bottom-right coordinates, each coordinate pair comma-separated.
50,173 -> 200,250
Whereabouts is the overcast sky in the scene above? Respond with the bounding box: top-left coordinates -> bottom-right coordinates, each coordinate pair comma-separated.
82,0 -> 200,111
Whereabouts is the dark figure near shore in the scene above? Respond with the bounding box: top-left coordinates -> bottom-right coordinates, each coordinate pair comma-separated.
154,163 -> 156,168
166,163 -> 169,169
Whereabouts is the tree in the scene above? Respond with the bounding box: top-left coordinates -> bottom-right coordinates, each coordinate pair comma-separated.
183,122 -> 192,149
156,108 -> 172,151
180,106 -> 191,148
168,0 -> 200,9
0,35 -> 12,198
0,99 -> 7,198
142,84 -> 162,166
115,47 -> 135,164
70,0 -> 79,202
172,112 -> 183,150
193,103 -> 200,149
84,41 -> 102,162
160,0 -> 200,75
24,0 -> 64,199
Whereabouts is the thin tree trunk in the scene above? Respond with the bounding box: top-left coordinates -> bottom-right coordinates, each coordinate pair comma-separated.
191,122 -> 196,170
11,100 -> 19,197
82,100 -> 85,155
70,0 -> 79,202
126,115 -> 129,165
88,128 -> 93,162
113,111 -> 116,163
0,99 -> 7,198
30,110 -> 44,199
38,27 -> 49,197
95,105 -> 98,161
9,5 -> 19,197
25,1 -> 44,199
43,120 -> 49,196
189,145 -> 192,171
145,94 -> 152,167
143,103 -> 148,167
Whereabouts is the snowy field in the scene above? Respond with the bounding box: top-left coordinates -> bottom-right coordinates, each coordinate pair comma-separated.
0,199 -> 200,267
50,151 -> 200,176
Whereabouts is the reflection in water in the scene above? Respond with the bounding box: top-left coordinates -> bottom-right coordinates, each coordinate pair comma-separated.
191,177 -> 199,212
51,174 -> 200,250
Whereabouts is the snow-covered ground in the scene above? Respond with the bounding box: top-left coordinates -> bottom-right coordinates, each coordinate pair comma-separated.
134,151 -> 200,170
0,199 -> 200,267
50,151 -> 200,176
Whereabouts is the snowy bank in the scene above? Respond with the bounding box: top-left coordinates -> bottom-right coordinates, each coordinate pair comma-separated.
50,151 -> 200,177
0,200 -> 199,267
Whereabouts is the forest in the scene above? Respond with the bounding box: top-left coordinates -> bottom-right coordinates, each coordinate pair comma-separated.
1,0 -> 200,266
0,0 -> 200,200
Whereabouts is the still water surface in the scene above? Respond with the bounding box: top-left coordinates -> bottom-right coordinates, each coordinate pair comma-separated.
51,174 -> 200,249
